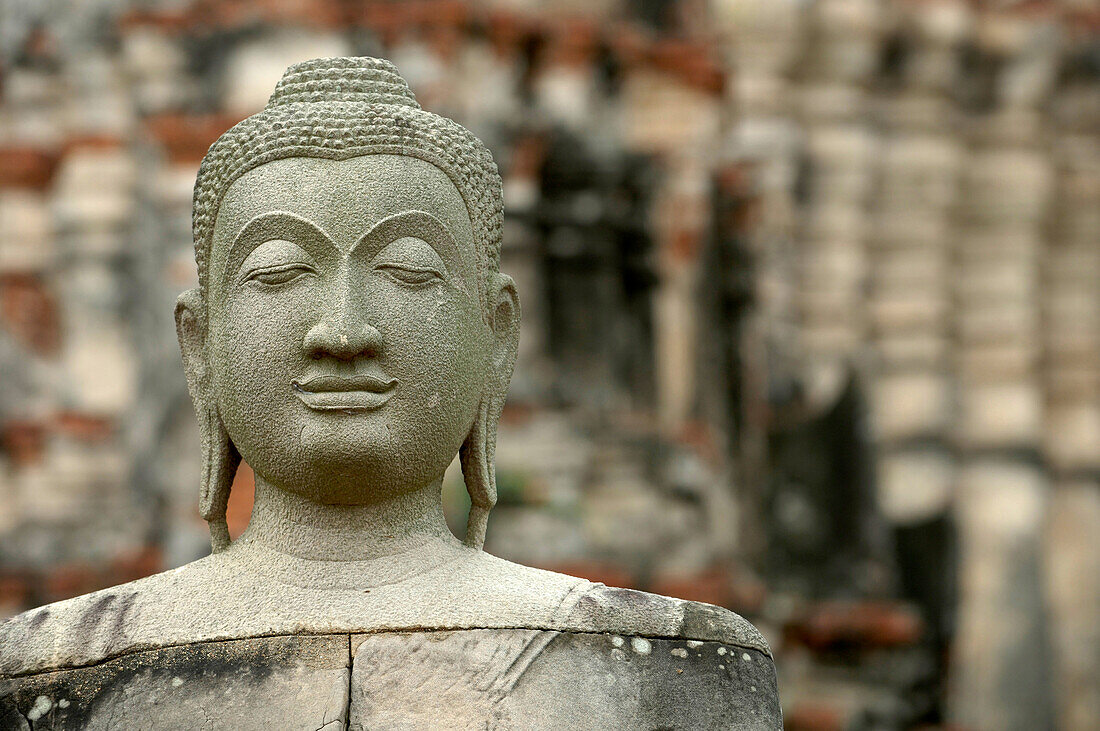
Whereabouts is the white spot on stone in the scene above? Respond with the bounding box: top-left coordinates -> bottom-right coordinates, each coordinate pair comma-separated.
428,392 -> 441,409
611,636 -> 624,648
27,696 -> 52,721
686,640 -> 703,648
742,652 -> 752,662
171,676 -> 184,687
719,664 -> 725,670
751,685 -> 757,693
57,699 -> 70,709
671,648 -> 688,658
631,637 -> 651,655
717,647 -> 727,655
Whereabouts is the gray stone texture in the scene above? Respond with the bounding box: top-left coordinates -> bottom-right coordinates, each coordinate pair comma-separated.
1,635 -> 350,730
2,630 -> 779,729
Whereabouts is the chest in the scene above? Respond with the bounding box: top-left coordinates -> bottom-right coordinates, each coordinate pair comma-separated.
1,630 -> 780,729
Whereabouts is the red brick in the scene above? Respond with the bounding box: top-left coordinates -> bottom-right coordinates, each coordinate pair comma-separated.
651,566 -> 731,607
541,18 -> 599,68
0,147 -> 60,190
117,7 -> 194,33
227,461 -> 256,540
54,412 -> 114,443
198,0 -> 349,29
651,565 -> 768,613
144,113 -> 240,164
486,10 -> 529,50
650,39 -> 725,94
606,23 -> 649,69
0,573 -> 31,611
110,545 -> 163,583
0,274 -> 60,356
0,420 -> 46,467
44,563 -> 97,603
537,560 -> 636,590
406,0 -> 470,29
62,135 -> 126,154
21,26 -> 58,63
785,600 -> 925,653
786,702 -> 846,731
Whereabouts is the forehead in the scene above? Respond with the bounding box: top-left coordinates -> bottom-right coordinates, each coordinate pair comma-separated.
211,155 -> 475,260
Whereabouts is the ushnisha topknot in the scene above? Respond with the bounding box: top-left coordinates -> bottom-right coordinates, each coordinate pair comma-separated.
191,57 -> 504,314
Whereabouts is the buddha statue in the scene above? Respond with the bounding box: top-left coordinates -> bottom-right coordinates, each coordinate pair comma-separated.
0,58 -> 780,729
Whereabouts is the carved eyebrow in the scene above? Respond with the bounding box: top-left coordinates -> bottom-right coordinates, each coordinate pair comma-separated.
351,210 -> 475,296
224,211 -> 338,284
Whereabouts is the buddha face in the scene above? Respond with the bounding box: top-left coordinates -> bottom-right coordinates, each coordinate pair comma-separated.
181,154 -> 516,505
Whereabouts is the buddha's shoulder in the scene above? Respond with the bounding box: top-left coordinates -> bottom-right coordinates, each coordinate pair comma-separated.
0,557 -> 226,678
564,582 -> 772,656
0,551 -> 771,679
462,553 -> 772,657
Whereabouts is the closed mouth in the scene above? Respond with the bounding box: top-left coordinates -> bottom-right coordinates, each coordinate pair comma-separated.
292,374 -> 397,411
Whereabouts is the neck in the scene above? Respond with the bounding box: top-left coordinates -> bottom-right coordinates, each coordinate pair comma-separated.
230,474 -> 465,587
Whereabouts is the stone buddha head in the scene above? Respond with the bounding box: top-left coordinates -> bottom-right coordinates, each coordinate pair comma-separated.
174,58 -> 519,553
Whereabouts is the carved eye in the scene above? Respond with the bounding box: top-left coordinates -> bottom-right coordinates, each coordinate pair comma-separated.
246,263 -> 315,286
238,239 -> 317,288
372,237 -> 446,287
375,264 -> 443,286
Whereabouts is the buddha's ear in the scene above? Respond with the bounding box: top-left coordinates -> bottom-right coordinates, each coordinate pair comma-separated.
175,289 -> 239,553
460,274 -> 520,549
487,273 -> 520,398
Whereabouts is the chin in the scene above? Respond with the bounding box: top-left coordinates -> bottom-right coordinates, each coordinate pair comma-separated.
278,427 -> 451,503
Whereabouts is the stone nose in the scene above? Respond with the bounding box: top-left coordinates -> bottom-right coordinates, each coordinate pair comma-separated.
303,318 -> 383,361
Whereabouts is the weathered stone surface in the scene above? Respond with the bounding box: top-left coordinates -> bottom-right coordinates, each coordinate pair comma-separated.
1,630 -> 779,730
0,635 -> 350,730
349,629 -> 781,730
0,568 -> 769,677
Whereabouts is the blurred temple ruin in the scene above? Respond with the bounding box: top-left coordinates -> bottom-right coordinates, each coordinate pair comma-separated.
1,1 -> 1098,728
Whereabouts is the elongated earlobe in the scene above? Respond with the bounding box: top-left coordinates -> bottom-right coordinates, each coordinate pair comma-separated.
199,406 -> 240,552
459,273 -> 519,550
460,399 -> 496,549
176,289 -> 240,553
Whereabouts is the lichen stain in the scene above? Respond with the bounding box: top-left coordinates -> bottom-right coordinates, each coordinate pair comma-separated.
27,695 -> 52,721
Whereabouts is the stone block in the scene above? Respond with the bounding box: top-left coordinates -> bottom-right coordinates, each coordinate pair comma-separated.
869,372 -> 950,442
221,33 -> 355,116
1044,480 -> 1100,731
0,635 -> 351,730
0,148 -> 59,191
349,629 -> 781,729
956,382 -> 1042,448
868,293 -> 947,333
876,448 -> 954,524
873,334 -> 947,371
951,459 -> 1053,729
1043,405 -> 1100,472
